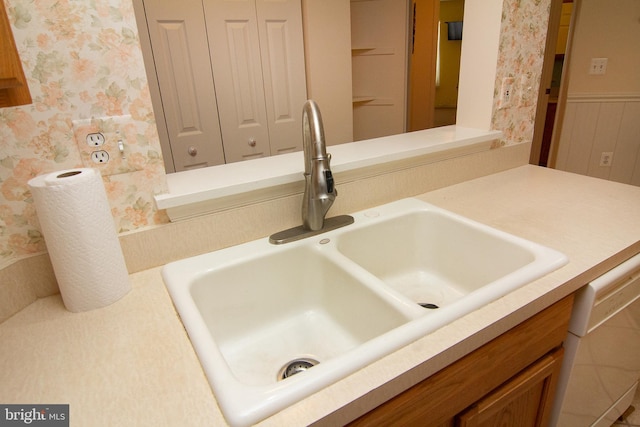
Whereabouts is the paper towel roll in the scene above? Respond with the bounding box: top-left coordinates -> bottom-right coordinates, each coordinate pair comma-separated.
28,168 -> 131,312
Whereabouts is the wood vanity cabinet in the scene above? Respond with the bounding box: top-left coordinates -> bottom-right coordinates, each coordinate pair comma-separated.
456,348 -> 563,426
0,3 -> 31,107
346,295 -> 573,427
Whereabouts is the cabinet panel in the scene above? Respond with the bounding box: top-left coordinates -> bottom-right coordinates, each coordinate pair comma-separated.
143,0 -> 225,170
0,3 -> 31,107
256,0 -> 307,155
456,348 -> 564,427
346,295 -> 573,426
264,21 -> 294,119
225,21 -> 268,127
158,23 -> 204,133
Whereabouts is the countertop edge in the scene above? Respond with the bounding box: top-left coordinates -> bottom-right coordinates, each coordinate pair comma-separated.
2,165 -> 640,427
257,165 -> 640,425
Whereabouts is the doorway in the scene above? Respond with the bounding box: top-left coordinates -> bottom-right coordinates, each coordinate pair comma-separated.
531,0 -> 574,167
407,0 -> 439,131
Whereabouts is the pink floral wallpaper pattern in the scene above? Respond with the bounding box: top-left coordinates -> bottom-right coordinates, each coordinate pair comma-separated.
0,0 -> 553,268
492,0 -> 552,147
0,0 -> 168,266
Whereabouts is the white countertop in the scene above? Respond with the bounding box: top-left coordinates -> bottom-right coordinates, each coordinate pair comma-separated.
2,165 -> 640,426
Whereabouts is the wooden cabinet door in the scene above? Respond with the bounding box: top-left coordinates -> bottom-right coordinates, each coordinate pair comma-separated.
0,2 -> 31,107
456,348 -> 564,427
342,296 -> 573,427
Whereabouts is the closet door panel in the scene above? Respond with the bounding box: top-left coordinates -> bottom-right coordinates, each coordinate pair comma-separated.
256,0 -> 307,155
204,0 -> 271,163
143,0 -> 225,170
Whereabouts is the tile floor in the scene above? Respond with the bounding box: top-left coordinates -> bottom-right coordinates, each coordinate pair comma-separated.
613,387 -> 640,427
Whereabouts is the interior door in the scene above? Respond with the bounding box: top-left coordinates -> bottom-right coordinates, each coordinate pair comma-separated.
530,0 -> 566,166
142,0 -> 226,171
255,0 -> 307,156
407,0 -> 438,131
203,0 -> 271,163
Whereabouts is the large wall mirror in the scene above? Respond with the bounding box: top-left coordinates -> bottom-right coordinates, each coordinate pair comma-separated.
133,0 -> 467,173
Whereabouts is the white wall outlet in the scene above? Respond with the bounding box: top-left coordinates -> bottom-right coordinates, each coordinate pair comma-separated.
600,151 -> 613,167
499,77 -> 515,109
86,133 -> 105,147
589,58 -> 608,75
91,150 -> 110,164
72,115 -> 143,176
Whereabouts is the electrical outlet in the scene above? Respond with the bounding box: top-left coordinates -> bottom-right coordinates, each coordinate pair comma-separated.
600,152 -> 613,167
86,133 -> 105,147
72,115 -> 142,176
91,150 -> 110,164
499,77 -> 515,109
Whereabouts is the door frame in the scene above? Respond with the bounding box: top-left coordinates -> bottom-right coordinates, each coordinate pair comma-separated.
406,0 -> 439,132
531,0 -> 578,167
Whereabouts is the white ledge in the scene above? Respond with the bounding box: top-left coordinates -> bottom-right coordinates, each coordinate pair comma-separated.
566,92 -> 640,102
154,125 -> 502,221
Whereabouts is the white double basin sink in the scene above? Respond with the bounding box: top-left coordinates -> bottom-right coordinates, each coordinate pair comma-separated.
162,198 -> 568,426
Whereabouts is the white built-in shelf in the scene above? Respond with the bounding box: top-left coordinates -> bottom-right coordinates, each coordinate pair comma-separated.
351,47 -> 395,56
352,97 -> 394,106
155,126 -> 503,221
352,96 -> 375,103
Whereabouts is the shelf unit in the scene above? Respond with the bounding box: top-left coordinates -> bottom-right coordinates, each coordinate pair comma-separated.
350,0 -> 408,141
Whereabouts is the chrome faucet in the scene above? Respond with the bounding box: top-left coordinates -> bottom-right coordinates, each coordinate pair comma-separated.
268,100 -> 353,244
301,100 -> 336,230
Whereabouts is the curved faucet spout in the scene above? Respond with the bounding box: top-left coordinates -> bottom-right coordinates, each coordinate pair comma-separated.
302,100 -> 327,174
301,100 -> 337,231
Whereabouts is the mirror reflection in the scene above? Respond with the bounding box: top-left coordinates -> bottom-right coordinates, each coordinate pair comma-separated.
134,0 -> 464,172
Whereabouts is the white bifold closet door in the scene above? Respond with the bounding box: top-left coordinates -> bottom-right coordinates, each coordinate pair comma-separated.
204,0 -> 307,163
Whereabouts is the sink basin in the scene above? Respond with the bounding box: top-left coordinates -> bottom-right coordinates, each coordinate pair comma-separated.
162,198 -> 568,426
162,238 -> 423,427
336,208 -> 541,308
188,245 -> 414,387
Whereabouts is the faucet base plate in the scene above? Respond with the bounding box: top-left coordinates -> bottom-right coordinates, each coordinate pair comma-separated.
269,215 -> 354,245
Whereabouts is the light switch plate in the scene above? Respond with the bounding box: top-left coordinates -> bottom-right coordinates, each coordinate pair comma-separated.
518,75 -> 535,108
589,58 -> 608,75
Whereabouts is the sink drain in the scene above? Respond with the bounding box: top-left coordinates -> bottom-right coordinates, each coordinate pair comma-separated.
278,357 -> 319,380
419,302 -> 439,309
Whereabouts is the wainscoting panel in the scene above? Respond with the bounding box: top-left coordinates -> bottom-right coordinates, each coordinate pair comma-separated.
555,95 -> 640,187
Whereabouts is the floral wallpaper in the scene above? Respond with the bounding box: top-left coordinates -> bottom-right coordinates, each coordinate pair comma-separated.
0,0 -> 553,268
0,0 -> 168,267
491,0 -> 552,147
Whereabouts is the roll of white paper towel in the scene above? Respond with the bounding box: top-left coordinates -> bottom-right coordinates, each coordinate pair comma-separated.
28,168 -> 131,312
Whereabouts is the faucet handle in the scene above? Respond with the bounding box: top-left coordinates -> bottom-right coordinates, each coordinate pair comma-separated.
325,170 -> 335,194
